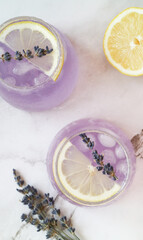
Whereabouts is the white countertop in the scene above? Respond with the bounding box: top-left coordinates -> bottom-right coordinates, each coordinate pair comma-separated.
0,1 -> 143,240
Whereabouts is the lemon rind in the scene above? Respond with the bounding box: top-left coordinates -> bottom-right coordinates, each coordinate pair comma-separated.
0,21 -> 64,81
53,139 -> 121,203
103,7 -> 143,76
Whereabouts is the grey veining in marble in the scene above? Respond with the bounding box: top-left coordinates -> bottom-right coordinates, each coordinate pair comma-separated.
0,1 -> 143,240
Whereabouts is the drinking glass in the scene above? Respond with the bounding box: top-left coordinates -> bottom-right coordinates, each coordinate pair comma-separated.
47,119 -> 136,206
0,16 -> 78,111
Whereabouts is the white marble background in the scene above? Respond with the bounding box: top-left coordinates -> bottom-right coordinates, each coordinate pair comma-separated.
0,0 -> 143,240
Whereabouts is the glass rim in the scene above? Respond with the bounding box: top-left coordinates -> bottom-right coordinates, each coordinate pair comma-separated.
47,118 -> 136,206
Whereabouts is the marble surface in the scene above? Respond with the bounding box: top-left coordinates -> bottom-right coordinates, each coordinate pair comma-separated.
0,0 -> 143,240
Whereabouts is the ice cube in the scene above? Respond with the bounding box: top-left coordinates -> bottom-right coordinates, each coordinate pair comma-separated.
13,61 -> 35,75
0,47 -> 4,55
98,133 -> 116,147
116,160 -> 128,176
102,149 -> 116,164
115,145 -> 126,159
4,77 -> 16,86
33,73 -> 47,86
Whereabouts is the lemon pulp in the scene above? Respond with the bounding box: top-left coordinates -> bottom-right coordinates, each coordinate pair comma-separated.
0,20 -> 64,80
103,7 -> 143,76
53,139 -> 121,205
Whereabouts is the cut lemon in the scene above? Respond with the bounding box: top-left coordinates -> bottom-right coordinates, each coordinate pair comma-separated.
0,18 -> 64,80
103,7 -> 143,76
53,139 -> 120,205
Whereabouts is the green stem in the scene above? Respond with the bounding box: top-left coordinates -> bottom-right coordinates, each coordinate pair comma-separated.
54,227 -> 74,240
40,209 -> 78,240
73,234 -> 80,240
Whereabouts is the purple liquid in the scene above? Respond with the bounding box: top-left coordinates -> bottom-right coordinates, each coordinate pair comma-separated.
0,17 -> 78,111
47,119 -> 136,206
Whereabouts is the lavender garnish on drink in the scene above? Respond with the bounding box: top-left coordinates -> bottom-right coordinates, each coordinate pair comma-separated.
13,169 -> 80,240
0,46 -> 53,62
79,133 -> 118,181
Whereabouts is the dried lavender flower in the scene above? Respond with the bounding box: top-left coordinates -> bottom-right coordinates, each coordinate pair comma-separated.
46,46 -> 53,54
21,213 -> 27,221
1,52 -> 12,61
23,49 -> 34,59
13,169 -> 25,186
79,133 -> 118,181
15,51 -> 23,60
0,45 -> 53,62
79,133 -> 94,149
52,208 -> 61,216
13,169 -> 80,240
34,46 -> 47,57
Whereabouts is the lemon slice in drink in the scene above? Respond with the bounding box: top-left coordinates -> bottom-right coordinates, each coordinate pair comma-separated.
53,139 -> 120,205
103,7 -> 143,76
0,18 -> 64,80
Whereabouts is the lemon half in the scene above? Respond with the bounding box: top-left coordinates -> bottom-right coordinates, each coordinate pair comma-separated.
103,7 -> 143,76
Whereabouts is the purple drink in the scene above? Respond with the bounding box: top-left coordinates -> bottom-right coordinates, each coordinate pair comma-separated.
0,17 -> 78,111
47,119 -> 136,206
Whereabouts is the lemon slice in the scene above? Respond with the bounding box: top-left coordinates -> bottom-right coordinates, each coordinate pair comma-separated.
103,7 -> 143,76
53,139 -> 120,204
0,20 -> 64,80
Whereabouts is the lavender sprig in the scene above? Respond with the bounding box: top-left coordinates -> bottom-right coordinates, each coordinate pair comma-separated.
79,133 -> 118,181
0,45 -> 53,62
13,169 -> 80,240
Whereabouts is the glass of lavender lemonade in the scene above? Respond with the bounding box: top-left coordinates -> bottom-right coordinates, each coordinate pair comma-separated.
47,119 -> 136,206
0,17 -> 78,111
